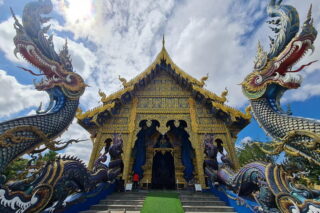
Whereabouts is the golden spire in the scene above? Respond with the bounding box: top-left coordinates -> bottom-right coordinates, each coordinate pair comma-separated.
162,34 -> 165,48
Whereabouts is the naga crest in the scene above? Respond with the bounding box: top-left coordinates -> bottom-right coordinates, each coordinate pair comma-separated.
11,0 -> 85,99
242,0 -> 317,100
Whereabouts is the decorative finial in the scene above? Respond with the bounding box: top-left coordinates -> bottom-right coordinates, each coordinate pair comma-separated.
305,4 -> 313,25
118,75 -> 128,88
254,41 -> 268,71
200,73 -> 209,87
162,34 -> 165,48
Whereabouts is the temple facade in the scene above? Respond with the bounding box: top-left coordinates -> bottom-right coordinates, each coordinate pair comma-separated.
76,42 -> 251,189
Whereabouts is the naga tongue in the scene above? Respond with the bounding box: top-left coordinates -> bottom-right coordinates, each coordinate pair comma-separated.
18,66 -> 44,76
287,60 -> 318,72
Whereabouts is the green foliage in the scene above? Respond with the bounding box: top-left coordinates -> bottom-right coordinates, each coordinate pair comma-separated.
3,158 -> 29,181
236,142 -> 276,166
42,150 -> 58,162
283,155 -> 320,185
3,151 -> 58,182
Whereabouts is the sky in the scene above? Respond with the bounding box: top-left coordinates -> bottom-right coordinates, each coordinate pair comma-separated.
0,0 -> 319,164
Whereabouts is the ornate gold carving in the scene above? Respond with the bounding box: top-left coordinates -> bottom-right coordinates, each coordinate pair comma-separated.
192,85 -> 227,103
81,46 -> 247,189
199,73 -> 209,88
220,87 -> 228,101
212,102 -> 252,121
119,75 -> 129,88
254,130 -> 320,166
123,97 -> 138,183
76,102 -> 115,120
188,98 -> 199,132
125,47 -> 203,88
0,126 -> 48,147
98,89 -> 106,101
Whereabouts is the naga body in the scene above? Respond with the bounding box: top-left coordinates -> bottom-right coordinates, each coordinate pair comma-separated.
0,0 -> 123,212
205,1 -> 320,212
0,0 -> 85,173
0,134 -> 123,213
242,0 -> 319,165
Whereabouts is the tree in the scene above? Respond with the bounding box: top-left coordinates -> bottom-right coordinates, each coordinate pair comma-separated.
3,158 -> 29,181
42,150 -> 58,162
282,155 -> 320,185
236,142 -> 276,166
3,151 -> 58,182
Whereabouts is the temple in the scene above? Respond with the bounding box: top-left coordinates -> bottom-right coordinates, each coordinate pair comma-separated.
76,39 -> 251,189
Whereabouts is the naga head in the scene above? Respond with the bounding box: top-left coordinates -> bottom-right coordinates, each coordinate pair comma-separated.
242,1 -> 317,100
11,0 -> 85,99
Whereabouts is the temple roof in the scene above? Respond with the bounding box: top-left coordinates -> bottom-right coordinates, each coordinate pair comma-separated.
76,44 -> 251,132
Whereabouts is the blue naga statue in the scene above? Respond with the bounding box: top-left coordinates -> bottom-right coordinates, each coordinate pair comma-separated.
0,0 -> 123,212
205,0 -> 320,212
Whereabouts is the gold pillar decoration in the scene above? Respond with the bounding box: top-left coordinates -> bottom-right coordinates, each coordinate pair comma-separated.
88,131 -> 103,170
224,125 -> 240,170
188,98 -> 205,188
123,97 -> 138,183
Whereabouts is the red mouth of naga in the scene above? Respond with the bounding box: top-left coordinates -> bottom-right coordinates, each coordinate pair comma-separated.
275,36 -> 317,76
15,41 -> 62,79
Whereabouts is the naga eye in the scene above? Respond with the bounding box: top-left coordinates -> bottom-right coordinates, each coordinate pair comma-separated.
255,75 -> 263,84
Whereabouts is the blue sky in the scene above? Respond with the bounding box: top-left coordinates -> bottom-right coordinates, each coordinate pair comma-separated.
0,0 -> 319,163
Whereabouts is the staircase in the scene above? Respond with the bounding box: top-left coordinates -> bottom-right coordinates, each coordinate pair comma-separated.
81,191 -> 235,213
81,191 -> 147,213
179,191 -> 236,213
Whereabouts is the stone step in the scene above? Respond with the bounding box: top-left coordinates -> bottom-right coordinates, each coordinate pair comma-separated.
90,204 -> 143,211
111,193 -> 148,196
105,195 -> 146,200
179,193 -> 219,197
185,212 -> 237,213
100,200 -> 144,205
81,210 -> 140,213
180,196 -> 221,201
181,201 -> 226,206
112,192 -> 148,195
183,206 -> 235,212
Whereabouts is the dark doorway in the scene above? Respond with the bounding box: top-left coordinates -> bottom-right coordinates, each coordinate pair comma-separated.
151,151 -> 176,189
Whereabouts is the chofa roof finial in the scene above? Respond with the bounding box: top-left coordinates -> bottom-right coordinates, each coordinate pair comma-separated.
162,34 -> 165,48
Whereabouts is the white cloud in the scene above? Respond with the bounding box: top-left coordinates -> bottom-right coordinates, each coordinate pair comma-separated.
241,136 -> 253,143
1,0 -> 320,164
0,17 -> 26,64
0,70 -> 47,119
284,83 -> 320,103
59,120 -> 92,165
49,0 -> 267,108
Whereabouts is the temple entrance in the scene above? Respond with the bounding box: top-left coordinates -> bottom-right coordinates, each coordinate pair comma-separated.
131,120 -> 194,189
151,151 -> 176,189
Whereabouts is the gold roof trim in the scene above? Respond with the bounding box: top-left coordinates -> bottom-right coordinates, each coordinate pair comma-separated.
77,46 -> 240,122
193,85 -> 227,103
125,47 -> 203,87
76,102 -> 116,120
100,86 -> 134,104
212,102 -> 252,121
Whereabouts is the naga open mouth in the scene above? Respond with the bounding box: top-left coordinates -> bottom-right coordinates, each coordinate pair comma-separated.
271,36 -> 317,88
14,39 -> 84,93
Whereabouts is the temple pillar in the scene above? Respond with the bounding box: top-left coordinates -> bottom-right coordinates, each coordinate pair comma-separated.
188,98 -> 205,188
88,131 -> 103,170
123,97 -> 138,184
224,125 -> 240,170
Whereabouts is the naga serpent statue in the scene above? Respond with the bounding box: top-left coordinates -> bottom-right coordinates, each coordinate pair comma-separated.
0,0 -> 85,173
242,0 -> 319,166
205,1 -> 320,213
0,0 -> 123,212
